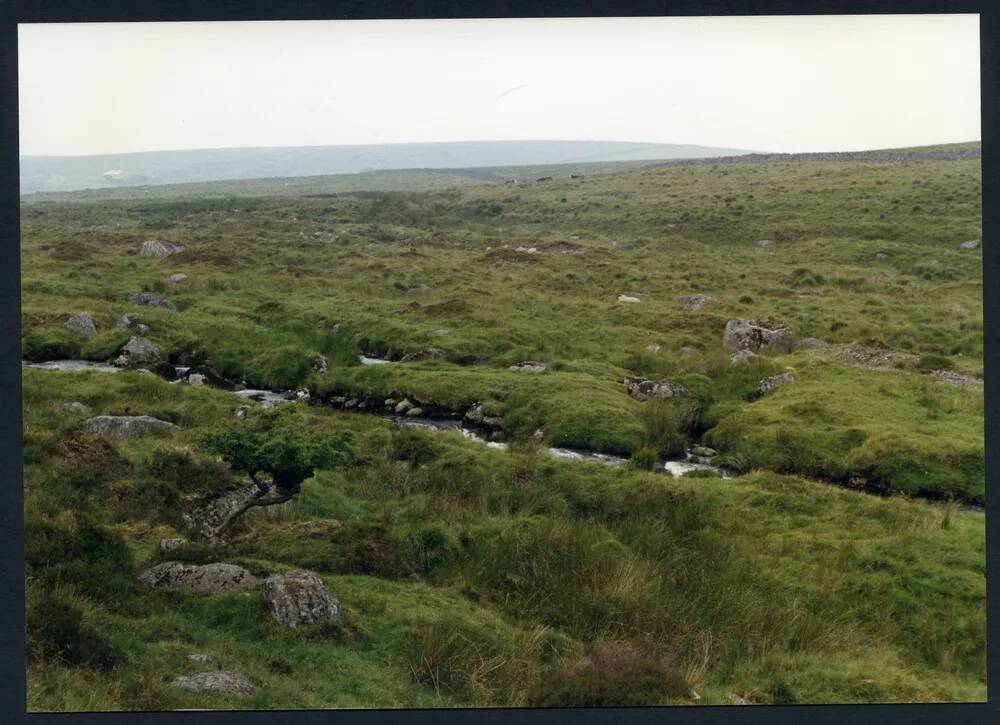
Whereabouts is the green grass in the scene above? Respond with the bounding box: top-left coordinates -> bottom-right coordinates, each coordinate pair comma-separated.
21,146 -> 984,708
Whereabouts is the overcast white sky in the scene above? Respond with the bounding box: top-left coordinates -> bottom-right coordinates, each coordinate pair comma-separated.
18,15 -> 981,157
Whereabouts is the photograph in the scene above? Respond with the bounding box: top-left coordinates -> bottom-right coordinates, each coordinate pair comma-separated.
17,13 -> 985,711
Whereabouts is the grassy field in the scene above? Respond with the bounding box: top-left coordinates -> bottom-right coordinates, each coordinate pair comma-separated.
21,143 -> 985,708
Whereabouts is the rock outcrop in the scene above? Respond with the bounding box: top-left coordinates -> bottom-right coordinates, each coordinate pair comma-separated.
723,319 -> 794,354
624,377 -> 692,401
65,313 -> 97,339
182,484 -> 262,539
262,570 -> 343,628
139,561 -> 260,594
140,239 -> 186,258
114,336 -> 161,366
757,373 -> 796,395
674,295 -> 709,311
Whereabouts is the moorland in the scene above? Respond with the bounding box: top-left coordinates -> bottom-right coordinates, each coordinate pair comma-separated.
21,142 -> 985,709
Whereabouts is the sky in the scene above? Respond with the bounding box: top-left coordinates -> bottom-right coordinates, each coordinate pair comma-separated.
18,15 -> 981,157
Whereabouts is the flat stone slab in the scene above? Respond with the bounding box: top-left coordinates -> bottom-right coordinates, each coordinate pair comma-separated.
139,561 -> 260,594
172,671 -> 254,694
83,415 -> 180,440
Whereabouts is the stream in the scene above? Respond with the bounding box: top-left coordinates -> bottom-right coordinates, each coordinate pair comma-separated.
24,359 -> 731,478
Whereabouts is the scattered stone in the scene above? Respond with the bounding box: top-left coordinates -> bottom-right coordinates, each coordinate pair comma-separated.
65,312 -> 98,339
797,337 -> 829,350
139,561 -> 259,594
127,292 -> 175,309
547,240 -> 583,254
406,407 -> 423,417
935,370 -> 983,387
62,401 -> 92,415
515,246 -> 538,254
691,446 -> 717,458
234,405 -> 250,419
187,373 -> 207,386
757,239 -> 773,247
114,336 -> 161,366
723,319 -> 794,353
295,389 -> 310,401
838,344 -> 918,371
432,329 -> 450,337
757,373 -> 796,395
140,239 -> 185,258
508,361 -> 548,373
874,251 -> 891,260
313,231 -> 341,244
617,294 -> 641,303
262,570 -> 343,628
166,273 -> 188,286
395,399 -> 414,414
624,377 -> 692,401
188,654 -> 222,670
159,538 -> 188,552
83,415 -> 180,440
645,344 -> 663,354
729,349 -> 757,365
172,671 -> 254,695
117,313 -> 139,329
960,239 -> 980,250
679,346 -> 699,356
674,294 -> 709,311
135,323 -> 151,334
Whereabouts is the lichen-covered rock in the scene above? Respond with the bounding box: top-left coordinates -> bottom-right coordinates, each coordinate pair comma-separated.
395,399 -> 414,414
729,349 -> 757,365
65,312 -> 97,339
723,319 -> 794,354
83,415 -> 180,440
139,561 -> 259,594
182,484 -> 261,539
617,294 -> 641,303
140,239 -> 186,258
166,273 -> 188,285
127,292 -> 175,309
758,373 -> 796,395
645,343 -> 663,354
624,377 -> 692,401
674,295 -> 709,311
960,239 -> 980,250
114,336 -> 161,366
262,570 -> 343,628
172,671 -> 254,694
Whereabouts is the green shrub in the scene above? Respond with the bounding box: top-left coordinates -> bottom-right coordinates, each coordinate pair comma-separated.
27,594 -> 118,671
628,447 -> 659,470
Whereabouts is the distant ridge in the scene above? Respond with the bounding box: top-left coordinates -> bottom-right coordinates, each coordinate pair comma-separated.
649,141 -> 981,168
19,140 -> 754,194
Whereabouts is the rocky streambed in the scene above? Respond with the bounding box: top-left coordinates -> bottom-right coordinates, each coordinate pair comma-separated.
24,358 -> 731,478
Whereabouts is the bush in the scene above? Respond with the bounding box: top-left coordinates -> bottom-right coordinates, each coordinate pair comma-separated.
528,641 -> 689,707
25,515 -> 139,606
628,447 -> 659,470
26,594 -> 118,671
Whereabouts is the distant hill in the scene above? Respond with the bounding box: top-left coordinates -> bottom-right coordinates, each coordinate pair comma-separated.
20,159 -> 671,203
19,140 -> 754,194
